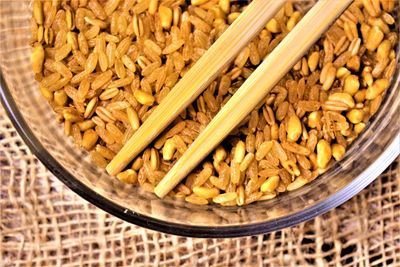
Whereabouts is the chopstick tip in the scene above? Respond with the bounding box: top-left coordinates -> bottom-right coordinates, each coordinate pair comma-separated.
106,162 -> 118,176
154,186 -> 167,199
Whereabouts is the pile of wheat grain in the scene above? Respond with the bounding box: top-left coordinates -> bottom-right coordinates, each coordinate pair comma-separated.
30,0 -> 398,206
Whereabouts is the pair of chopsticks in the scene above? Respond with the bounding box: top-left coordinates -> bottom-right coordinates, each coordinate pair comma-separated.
106,0 -> 287,175
107,0 -> 353,198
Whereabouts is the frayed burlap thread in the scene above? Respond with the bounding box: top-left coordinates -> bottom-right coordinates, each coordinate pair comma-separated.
1,105 -> 399,267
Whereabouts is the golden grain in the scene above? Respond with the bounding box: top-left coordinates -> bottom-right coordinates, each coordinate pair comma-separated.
79,120 -> 96,132
219,0 -> 230,14
148,0 -> 159,15
287,177 -> 308,191
366,26 -> 384,51
234,141 -> 246,163
255,141 -> 273,161
134,90 -> 155,106
162,139 -> 176,161
90,150 -> 108,168
159,6 -> 172,30
212,192 -> 237,204
322,66 -> 337,91
308,51 -> 320,72
214,146 -> 227,163
307,111 -> 321,129
287,11 -> 301,31
193,186 -> 220,199
287,114 -> 302,142
354,122 -> 366,134
227,12 -> 240,24
116,169 -> 137,184
185,194 -> 208,205
331,144 -> 346,161
260,175 -> 280,193
54,90 -> 68,106
191,0 -> 208,6
343,75 -> 360,95
82,129 -> 99,150
126,107 -> 140,131
239,153 -> 254,172
366,79 -> 389,100
346,109 -> 364,124
31,44 -> 45,74
316,140 -> 332,169
33,0 -> 43,25
266,19 -> 280,33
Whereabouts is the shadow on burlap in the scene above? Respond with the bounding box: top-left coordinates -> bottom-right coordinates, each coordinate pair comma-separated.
0,105 -> 399,267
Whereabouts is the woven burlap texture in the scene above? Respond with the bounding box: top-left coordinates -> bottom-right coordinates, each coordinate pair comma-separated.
0,104 -> 399,267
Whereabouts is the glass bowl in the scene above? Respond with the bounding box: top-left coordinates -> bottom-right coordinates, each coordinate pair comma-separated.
0,1 -> 399,237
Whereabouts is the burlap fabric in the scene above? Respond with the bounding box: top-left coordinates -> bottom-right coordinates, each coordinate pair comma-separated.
1,103 -> 399,267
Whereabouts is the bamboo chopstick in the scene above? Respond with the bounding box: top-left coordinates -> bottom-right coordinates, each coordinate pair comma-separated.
154,0 -> 353,198
106,0 -> 286,176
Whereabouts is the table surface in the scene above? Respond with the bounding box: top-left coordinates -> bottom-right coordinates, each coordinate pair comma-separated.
1,105 -> 399,267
